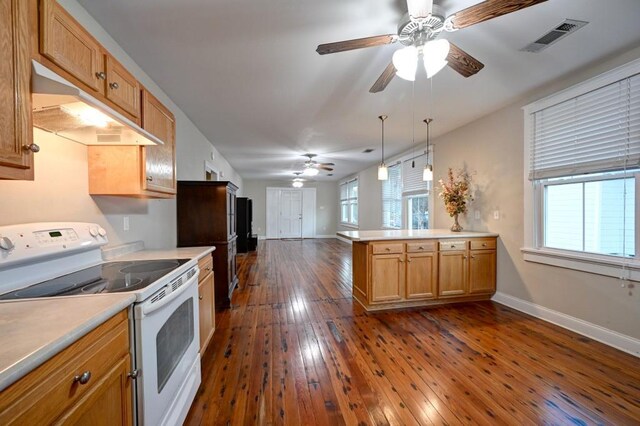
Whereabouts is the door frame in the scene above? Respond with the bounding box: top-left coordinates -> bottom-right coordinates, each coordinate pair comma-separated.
266,187 -> 316,239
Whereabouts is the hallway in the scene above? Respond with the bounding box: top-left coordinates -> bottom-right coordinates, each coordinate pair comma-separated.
185,239 -> 640,425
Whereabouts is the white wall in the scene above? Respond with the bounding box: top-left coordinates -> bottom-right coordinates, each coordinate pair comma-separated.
243,180 -> 338,237
0,0 -> 242,249
345,46 -> 640,341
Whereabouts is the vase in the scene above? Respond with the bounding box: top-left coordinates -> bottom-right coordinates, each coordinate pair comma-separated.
451,213 -> 463,232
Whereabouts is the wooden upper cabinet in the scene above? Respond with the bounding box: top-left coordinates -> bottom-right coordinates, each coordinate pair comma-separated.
106,55 -> 140,118
40,0 -> 104,92
141,89 -> 176,194
0,0 -> 34,180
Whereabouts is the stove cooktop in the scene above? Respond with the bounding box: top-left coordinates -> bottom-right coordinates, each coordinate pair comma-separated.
0,259 -> 189,300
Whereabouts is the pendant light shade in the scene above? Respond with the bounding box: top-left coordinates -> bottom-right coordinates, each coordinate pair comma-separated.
423,118 -> 433,181
423,40 -> 450,78
302,166 -> 319,176
378,115 -> 388,181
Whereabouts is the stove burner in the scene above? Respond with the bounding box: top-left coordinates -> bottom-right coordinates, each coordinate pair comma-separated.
0,258 -> 190,300
120,260 -> 181,274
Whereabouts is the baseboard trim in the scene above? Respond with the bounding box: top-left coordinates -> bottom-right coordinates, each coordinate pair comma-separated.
492,292 -> 640,357
336,235 -> 352,245
257,235 -> 338,240
314,235 -> 337,239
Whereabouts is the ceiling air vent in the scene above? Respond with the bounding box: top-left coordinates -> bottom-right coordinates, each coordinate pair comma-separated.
521,19 -> 588,53
362,148 -> 375,153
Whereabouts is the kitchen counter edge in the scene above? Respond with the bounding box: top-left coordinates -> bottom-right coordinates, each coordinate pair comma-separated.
337,229 -> 499,242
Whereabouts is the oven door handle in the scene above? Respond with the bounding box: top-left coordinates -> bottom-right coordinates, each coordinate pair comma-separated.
141,270 -> 200,316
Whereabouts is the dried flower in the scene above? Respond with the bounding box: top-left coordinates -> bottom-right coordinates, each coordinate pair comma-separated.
438,168 -> 473,217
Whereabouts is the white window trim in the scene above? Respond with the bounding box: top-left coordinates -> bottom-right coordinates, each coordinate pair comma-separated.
340,177 -> 359,228
522,58 -> 640,281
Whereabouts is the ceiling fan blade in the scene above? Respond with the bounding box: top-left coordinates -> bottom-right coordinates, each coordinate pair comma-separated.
448,0 -> 548,30
447,43 -> 484,77
319,166 -> 334,171
369,62 -> 396,93
406,0 -> 433,20
316,34 -> 397,55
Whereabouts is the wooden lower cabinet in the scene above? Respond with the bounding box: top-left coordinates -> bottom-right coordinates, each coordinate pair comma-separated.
370,254 -> 404,303
0,310 -> 133,425
197,254 -> 215,354
352,237 -> 497,311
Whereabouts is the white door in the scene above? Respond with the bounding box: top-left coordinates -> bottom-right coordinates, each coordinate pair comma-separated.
279,190 -> 302,238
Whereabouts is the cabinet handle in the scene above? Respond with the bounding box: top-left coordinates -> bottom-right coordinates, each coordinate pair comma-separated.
385,247 -> 391,251
146,176 -> 153,182
109,82 -> 120,90
471,255 -> 476,259
463,255 -> 467,260
450,245 -> 455,248
482,243 -> 487,247
418,246 -> 424,250
199,295 -> 203,300
95,71 -> 106,80
73,371 -> 91,385
128,369 -> 139,379
205,267 -> 211,272
23,143 -> 40,153
407,259 -> 412,263
399,259 -> 404,263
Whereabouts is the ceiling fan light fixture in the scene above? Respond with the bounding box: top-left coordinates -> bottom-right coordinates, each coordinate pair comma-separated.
292,180 -> 304,188
302,167 -> 319,176
392,46 -> 418,81
422,39 -> 450,78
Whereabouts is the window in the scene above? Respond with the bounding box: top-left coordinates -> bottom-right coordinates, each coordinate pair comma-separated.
523,60 -> 640,279
382,163 -> 402,228
402,154 -> 430,230
340,178 -> 358,226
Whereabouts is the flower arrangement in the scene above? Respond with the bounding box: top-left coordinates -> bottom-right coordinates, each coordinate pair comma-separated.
438,168 -> 473,231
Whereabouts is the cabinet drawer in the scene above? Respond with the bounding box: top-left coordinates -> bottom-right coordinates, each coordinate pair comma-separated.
198,254 -> 213,281
406,241 -> 436,253
439,240 -> 468,251
371,243 -> 404,255
0,311 -> 129,425
470,239 -> 496,250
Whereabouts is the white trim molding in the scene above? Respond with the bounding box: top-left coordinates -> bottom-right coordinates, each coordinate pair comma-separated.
492,292 -> 640,357
336,235 -> 353,245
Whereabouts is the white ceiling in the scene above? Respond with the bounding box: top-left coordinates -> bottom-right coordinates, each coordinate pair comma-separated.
77,0 -> 640,181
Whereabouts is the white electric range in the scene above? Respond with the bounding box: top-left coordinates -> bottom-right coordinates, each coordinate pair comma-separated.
0,222 -> 201,426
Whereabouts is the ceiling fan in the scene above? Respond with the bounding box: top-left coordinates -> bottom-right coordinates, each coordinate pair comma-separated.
316,0 -> 548,93
302,153 -> 334,176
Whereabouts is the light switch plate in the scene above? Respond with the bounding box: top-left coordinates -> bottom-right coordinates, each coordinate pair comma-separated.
474,210 -> 480,220
123,216 -> 130,231
493,210 -> 500,220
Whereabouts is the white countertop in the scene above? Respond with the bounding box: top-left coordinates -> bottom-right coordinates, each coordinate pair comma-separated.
0,293 -> 135,392
337,229 -> 499,241
0,245 -> 215,392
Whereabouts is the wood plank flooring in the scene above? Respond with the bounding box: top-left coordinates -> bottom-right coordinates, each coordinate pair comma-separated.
185,239 -> 640,425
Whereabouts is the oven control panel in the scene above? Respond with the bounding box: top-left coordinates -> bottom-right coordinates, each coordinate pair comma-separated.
0,222 -> 108,268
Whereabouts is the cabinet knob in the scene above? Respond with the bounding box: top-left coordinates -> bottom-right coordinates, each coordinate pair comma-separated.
199,295 -> 203,300
109,82 -> 120,90
385,247 -> 391,251
450,245 -> 455,248
418,246 -> 424,250
128,369 -> 139,379
146,176 -> 153,182
73,371 -> 91,385
399,259 -> 404,263
471,255 -> 476,259
23,143 -> 40,153
407,258 -> 412,263
95,71 -> 106,80
482,243 -> 487,247
463,255 -> 468,260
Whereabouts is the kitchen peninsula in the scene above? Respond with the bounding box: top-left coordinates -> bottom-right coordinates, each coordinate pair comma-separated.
337,229 -> 498,311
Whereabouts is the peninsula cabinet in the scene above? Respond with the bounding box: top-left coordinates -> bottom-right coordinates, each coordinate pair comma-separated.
351,235 -> 497,311
0,310 -> 133,425
197,254 -> 216,354
0,0 -> 34,180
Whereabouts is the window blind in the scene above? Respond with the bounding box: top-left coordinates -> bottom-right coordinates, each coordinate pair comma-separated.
530,73 -> 640,180
339,181 -> 349,200
402,153 -> 427,194
382,163 -> 402,228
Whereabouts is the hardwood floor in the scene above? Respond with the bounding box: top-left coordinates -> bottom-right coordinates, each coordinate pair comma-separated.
185,239 -> 640,425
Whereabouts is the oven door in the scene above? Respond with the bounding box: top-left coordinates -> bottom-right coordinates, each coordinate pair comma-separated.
133,270 -> 201,426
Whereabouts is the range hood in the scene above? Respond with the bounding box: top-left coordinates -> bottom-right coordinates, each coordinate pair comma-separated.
31,61 -> 163,146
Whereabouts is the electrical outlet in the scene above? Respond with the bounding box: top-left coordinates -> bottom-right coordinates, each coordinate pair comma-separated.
493,210 -> 500,220
474,210 -> 480,220
123,216 -> 130,231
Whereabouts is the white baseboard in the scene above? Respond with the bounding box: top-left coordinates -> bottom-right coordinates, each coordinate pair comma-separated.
314,235 -> 337,239
336,235 -> 352,245
492,292 -> 640,357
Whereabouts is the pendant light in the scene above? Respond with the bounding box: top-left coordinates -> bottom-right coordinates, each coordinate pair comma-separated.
423,118 -> 433,181
378,115 -> 389,180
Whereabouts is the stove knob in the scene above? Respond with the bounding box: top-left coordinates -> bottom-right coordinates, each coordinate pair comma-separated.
0,237 -> 15,251
89,227 -> 99,237
98,228 -> 107,237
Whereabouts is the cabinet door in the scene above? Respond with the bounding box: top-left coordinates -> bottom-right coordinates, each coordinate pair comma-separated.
105,55 -> 140,118
40,0 -> 104,92
469,249 -> 496,294
141,90 -> 176,194
56,355 -> 132,426
370,254 -> 404,303
0,0 -> 34,180
406,252 -> 437,300
198,273 -> 215,353
438,251 -> 467,297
